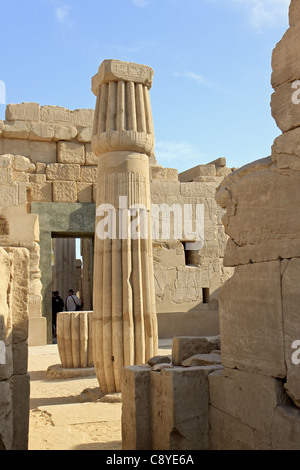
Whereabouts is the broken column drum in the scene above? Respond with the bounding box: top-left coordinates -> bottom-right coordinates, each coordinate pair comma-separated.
91,60 -> 158,393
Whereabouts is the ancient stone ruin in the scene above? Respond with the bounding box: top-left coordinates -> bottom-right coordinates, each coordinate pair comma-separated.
1,0 -> 300,451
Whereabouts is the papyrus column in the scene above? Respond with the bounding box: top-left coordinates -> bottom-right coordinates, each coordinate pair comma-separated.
91,60 -> 158,393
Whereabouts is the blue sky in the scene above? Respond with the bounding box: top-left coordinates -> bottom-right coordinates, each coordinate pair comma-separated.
0,0 -> 290,172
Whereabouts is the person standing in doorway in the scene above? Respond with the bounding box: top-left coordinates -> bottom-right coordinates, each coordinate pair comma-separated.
65,289 -> 81,311
52,291 -> 64,337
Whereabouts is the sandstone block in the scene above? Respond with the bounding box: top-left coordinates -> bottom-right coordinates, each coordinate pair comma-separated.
172,336 -> 220,366
29,181 -> 52,202
30,141 -> 57,164
13,155 -> 35,173
282,258 -> 300,407
209,368 -> 288,437
93,184 -> 97,203
219,260 -> 285,377
2,139 -> 30,158
85,144 -> 98,166
54,125 -> 78,142
5,103 -> 40,122
150,366 -> 218,450
29,174 -> 46,184
216,160 -> 300,266
182,353 -> 221,367
271,23 -> 300,88
77,127 -> 92,143
46,163 -> 81,181
179,164 -> 216,182
0,155 -> 13,168
40,105 -> 70,123
0,380 -> 13,450
289,0 -> 300,27
53,180 -> 77,202
71,109 -> 94,128
58,141 -> 85,164
147,355 -> 171,366
35,162 -> 46,174
271,405 -> 300,450
271,81 -> 300,133
3,121 -> 31,139
208,157 -> 226,167
77,182 -> 93,203
121,365 -> 151,450
11,374 -> 30,450
30,122 -> 54,141
209,406 -> 272,450
80,166 -> 97,182
151,166 -> 178,181
6,248 -> 29,344
0,120 -> 4,137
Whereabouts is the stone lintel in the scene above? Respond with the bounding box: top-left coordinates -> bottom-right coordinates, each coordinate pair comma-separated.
92,59 -> 154,95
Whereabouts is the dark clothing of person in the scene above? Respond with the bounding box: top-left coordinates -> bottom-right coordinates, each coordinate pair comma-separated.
52,296 -> 64,334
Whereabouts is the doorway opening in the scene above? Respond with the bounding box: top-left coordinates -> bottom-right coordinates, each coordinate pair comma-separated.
51,235 -> 94,314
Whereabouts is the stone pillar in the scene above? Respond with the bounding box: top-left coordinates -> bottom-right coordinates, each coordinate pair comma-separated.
91,60 -> 158,393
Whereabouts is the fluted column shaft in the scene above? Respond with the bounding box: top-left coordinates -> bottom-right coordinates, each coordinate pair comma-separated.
91,60 -> 158,393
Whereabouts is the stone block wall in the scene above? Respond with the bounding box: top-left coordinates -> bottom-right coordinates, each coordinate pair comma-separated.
152,158 -> 234,337
0,247 -> 30,450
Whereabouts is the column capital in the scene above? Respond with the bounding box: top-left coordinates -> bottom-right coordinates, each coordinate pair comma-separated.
92,59 -> 154,96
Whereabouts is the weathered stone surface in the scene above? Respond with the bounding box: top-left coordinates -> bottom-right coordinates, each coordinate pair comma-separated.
2,139 -> 30,158
219,260 -> 285,378
85,144 -> 98,166
3,121 -> 31,139
57,141 -> 85,165
121,365 -> 151,450
179,164 -> 216,182
209,368 -> 288,437
216,159 -> 300,266
172,336 -> 220,366
30,122 -> 54,141
29,181 -> 52,202
77,182 -> 93,203
54,125 -> 78,142
209,406 -> 272,450
53,181 -> 77,202
30,141 -> 57,164
289,0 -> 300,27
77,127 -> 92,143
71,109 -> 94,128
151,363 -> 173,371
46,163 -> 81,181
47,364 -> 95,379
80,166 -> 97,182
271,405 -> 300,450
182,353 -> 221,367
282,258 -> 300,407
11,374 -> 30,450
0,380 -> 13,450
13,155 -> 35,173
271,80 -> 300,133
5,103 -> 40,122
92,60 -> 154,94
40,105 -> 70,123
151,166 -> 178,181
150,366 -> 218,450
271,23 -> 300,88
147,355 -> 172,367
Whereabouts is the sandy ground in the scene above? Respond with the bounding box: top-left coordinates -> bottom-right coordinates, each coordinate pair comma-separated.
28,341 -> 172,451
